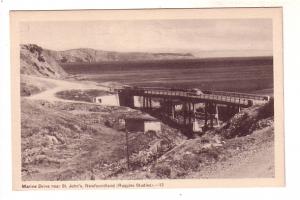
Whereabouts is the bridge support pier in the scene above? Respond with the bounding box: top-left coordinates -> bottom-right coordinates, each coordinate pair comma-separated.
203,102 -> 218,129
143,96 -> 146,109
171,102 -> 175,119
204,102 -> 208,128
192,103 -> 195,114
183,103 -> 186,125
215,104 -> 220,127
210,104 -> 214,128
188,102 -> 191,125
143,96 -> 152,111
145,97 -> 148,110
149,97 -> 152,109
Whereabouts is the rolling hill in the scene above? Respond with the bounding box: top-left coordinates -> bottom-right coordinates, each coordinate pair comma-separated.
20,44 -> 195,78
50,48 -> 195,64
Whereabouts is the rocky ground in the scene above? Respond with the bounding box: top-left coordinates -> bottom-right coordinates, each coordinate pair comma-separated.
21,98 -> 186,181
112,103 -> 274,179
189,126 -> 274,178
20,74 -> 274,181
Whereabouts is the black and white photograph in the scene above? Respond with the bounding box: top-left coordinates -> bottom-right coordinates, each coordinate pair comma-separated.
10,8 -> 284,189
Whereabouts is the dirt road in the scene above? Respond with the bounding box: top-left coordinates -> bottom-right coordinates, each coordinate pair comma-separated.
23,75 -> 109,103
192,144 -> 274,178
187,127 -> 275,179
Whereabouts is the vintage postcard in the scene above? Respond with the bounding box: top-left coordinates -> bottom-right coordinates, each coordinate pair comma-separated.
11,8 -> 284,190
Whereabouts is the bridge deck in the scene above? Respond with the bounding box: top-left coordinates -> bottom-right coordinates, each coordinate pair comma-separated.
124,89 -> 257,107
118,86 -> 270,107
144,90 -> 250,106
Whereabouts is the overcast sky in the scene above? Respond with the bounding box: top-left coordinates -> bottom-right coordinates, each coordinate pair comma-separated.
20,19 -> 273,56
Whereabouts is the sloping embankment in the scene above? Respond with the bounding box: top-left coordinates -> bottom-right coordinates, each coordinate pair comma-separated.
112,101 -> 274,179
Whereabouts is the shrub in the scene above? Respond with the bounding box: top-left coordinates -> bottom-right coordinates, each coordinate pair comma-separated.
257,98 -> 274,119
104,120 -> 112,127
38,56 -> 45,62
199,147 -> 220,162
60,57 -> 68,63
153,164 -> 171,178
28,44 -> 43,55
176,154 -> 201,171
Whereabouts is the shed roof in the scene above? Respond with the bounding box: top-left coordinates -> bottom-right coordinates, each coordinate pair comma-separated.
125,116 -> 158,122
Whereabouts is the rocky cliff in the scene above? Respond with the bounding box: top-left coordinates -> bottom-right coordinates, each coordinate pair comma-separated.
20,44 -> 67,78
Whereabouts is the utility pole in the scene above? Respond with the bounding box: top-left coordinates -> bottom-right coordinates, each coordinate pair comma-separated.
125,130 -> 130,171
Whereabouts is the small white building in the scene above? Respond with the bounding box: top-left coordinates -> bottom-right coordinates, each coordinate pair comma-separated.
125,117 -> 161,133
92,94 -> 120,106
144,121 -> 162,133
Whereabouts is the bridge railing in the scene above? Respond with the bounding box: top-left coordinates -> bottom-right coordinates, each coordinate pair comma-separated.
191,93 -> 249,105
141,89 -> 250,106
138,86 -> 190,92
210,90 -> 270,101
130,87 -> 267,100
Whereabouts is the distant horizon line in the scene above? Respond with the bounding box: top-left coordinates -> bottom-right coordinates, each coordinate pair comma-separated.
20,43 -> 273,58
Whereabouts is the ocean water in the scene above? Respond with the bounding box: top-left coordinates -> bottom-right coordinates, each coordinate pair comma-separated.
62,57 -> 273,93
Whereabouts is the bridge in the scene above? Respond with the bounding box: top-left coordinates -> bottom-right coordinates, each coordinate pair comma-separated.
117,87 -> 269,136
